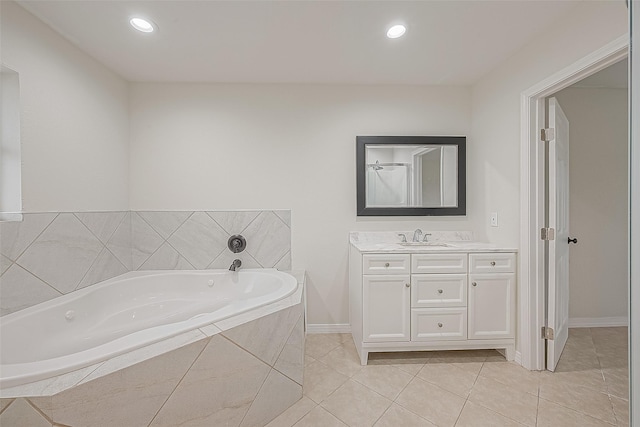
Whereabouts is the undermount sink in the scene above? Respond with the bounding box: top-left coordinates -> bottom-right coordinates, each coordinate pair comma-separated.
398,242 -> 453,247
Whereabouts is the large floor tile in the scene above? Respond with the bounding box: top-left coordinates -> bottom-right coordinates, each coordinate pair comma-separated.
467,376 -> 538,426
320,380 -> 392,427
396,377 -> 465,427
538,379 -> 616,424
478,360 -> 540,396
265,397 -> 317,427
0,398 -> 52,427
611,395 -> 629,426
417,362 -> 478,398
539,366 -> 607,393
294,406 -> 347,427
537,398 -> 614,427
305,334 -> 342,360
302,361 -> 348,404
374,403 -> 435,427
320,341 -> 364,378
455,401 -> 525,427
351,365 -> 413,400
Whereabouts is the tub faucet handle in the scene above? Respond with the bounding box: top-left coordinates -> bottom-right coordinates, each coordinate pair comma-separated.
228,235 -> 247,253
229,259 -> 242,271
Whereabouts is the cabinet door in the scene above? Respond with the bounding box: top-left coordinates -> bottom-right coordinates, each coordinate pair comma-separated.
468,273 -> 516,339
363,275 -> 410,342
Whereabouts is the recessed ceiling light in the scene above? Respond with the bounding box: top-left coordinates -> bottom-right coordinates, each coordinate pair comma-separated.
130,17 -> 155,33
386,24 -> 406,39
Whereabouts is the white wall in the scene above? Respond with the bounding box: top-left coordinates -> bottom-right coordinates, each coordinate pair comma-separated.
553,87 -> 628,322
0,67 -> 22,216
0,1 -> 129,212
129,84 -> 472,326
471,1 -> 628,248
471,1 -> 627,351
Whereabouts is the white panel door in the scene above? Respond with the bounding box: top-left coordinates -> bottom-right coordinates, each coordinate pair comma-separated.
631,1 -> 639,422
363,275 -> 410,342
547,97 -> 570,372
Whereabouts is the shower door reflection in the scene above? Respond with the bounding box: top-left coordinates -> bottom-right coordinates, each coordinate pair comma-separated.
366,162 -> 410,207
364,145 -> 458,209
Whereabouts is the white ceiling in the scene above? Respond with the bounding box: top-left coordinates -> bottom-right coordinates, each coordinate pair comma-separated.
18,0 -> 583,85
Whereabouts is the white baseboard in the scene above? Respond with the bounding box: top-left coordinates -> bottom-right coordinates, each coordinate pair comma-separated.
515,351 -> 522,366
568,317 -> 628,328
306,324 -> 351,334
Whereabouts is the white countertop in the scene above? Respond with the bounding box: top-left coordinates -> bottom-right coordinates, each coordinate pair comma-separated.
349,231 -> 517,253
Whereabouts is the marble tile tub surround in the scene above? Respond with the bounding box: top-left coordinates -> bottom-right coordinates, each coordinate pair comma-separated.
0,279 -> 305,427
0,210 -> 292,316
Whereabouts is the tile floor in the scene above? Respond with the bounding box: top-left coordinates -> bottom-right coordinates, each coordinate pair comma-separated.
267,327 -> 629,427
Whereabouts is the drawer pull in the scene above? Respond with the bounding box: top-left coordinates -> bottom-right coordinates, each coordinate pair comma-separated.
437,289 -> 443,294
405,283 -> 411,288
437,322 -> 443,328
384,262 -> 390,268
472,282 -> 477,287
491,261 -> 496,266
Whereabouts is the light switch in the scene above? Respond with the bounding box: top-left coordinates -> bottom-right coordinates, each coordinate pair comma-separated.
490,212 -> 498,227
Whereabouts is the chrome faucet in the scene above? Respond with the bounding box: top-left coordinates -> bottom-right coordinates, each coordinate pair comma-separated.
229,259 -> 242,271
412,228 -> 423,242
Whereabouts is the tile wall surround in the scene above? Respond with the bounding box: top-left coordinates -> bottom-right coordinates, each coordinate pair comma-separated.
0,210 -> 292,316
0,294 -> 305,427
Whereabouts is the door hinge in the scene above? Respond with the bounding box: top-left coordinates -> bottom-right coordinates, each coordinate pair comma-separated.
541,128 -> 555,142
542,326 -> 555,340
541,227 -> 555,241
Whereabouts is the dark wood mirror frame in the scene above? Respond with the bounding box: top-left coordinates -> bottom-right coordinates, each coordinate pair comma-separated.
356,135 -> 466,216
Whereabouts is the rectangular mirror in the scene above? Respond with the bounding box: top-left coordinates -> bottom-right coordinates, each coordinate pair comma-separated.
356,136 -> 466,216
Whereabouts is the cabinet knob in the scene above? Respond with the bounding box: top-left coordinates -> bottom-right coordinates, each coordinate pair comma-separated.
405,283 -> 411,288
472,282 -> 477,287
437,322 -> 443,328
437,289 -> 443,294
384,262 -> 390,268
490,261 -> 496,266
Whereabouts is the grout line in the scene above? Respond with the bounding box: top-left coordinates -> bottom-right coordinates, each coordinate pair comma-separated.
145,336 -> 212,427
11,261 -> 64,297
273,250 -> 291,269
0,256 -> 15,277
453,399 -> 469,426
138,210 -> 193,243
0,399 -> 14,416
25,398 -> 56,425
73,211 -> 129,290
10,212 -> 59,262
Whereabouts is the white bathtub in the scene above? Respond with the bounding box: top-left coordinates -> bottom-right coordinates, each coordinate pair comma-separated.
0,268 -> 298,389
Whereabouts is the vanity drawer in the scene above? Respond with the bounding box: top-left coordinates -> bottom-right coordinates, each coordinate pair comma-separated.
411,274 -> 467,308
363,254 -> 410,275
411,253 -> 468,274
411,308 -> 467,341
469,253 -> 516,274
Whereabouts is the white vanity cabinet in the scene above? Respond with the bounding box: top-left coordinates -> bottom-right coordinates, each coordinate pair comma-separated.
468,253 -> 517,340
350,244 -> 517,365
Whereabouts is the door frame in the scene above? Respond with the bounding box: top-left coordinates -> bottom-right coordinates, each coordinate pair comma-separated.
519,35 -> 628,370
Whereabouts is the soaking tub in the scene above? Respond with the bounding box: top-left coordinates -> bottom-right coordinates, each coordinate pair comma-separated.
0,268 -> 298,390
